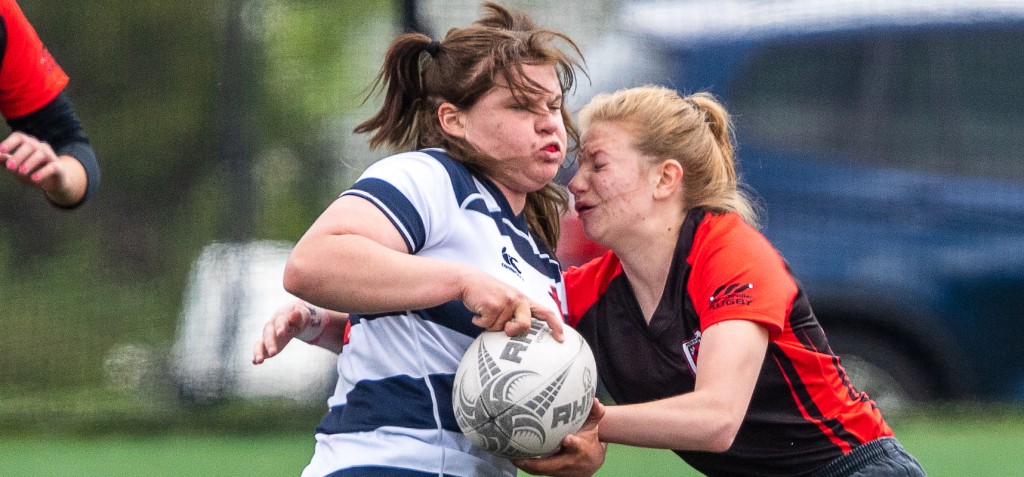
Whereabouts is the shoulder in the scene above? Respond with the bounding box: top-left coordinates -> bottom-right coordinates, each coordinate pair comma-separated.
692,212 -> 779,265
0,1 -> 41,49
363,149 -> 453,176
564,251 -> 622,326
0,0 -> 23,25
689,212 -> 795,337
362,149 -> 471,187
564,251 -> 621,284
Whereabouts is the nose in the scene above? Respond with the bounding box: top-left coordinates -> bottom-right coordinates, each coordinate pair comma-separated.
567,170 -> 585,195
536,109 -> 562,134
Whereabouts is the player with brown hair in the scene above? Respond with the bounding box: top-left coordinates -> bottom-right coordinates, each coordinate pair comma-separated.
258,3 -> 585,476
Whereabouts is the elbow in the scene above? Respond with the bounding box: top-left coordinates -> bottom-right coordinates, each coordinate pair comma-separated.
706,423 -> 740,453
282,252 -> 315,300
703,412 -> 744,453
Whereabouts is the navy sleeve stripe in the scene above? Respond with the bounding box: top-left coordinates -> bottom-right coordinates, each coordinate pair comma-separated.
350,301 -> 481,340
316,374 -> 459,435
344,178 -> 427,253
418,301 -> 482,338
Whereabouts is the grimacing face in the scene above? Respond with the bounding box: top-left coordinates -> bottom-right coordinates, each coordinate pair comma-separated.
569,120 -> 658,247
452,64 -> 567,209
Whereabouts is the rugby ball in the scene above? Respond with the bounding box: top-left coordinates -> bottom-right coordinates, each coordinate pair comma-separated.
453,319 -> 597,459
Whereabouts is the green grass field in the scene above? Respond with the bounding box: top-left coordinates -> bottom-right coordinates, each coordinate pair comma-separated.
2,410 -> 1023,476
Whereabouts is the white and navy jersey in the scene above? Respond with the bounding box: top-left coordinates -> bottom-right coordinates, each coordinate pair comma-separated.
302,149 -> 567,477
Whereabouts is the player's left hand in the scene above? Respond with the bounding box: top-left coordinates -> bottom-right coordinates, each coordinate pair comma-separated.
513,398 -> 607,477
0,131 -> 85,205
252,300 -> 313,364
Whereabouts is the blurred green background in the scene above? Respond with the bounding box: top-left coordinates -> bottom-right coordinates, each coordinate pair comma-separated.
1,0 -> 391,470
2,0 -> 383,399
1,0 -> 1023,476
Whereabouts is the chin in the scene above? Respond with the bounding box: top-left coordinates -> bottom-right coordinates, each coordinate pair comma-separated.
529,175 -> 559,191
581,223 -> 603,244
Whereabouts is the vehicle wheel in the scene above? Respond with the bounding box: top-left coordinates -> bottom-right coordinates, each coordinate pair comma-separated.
824,327 -> 935,418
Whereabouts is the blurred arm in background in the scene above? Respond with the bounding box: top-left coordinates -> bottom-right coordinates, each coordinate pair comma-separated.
0,0 -> 99,208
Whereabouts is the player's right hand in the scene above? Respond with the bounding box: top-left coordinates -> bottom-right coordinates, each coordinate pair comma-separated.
459,268 -> 565,343
252,299 -> 312,364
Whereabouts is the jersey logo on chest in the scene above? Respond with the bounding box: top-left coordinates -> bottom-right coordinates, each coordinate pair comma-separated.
501,246 -> 523,279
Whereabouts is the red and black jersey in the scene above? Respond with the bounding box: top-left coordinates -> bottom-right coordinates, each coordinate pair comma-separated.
0,0 -> 68,118
564,208 -> 892,477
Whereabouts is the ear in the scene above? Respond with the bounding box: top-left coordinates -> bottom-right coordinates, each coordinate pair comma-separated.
438,102 -> 467,139
653,159 -> 684,200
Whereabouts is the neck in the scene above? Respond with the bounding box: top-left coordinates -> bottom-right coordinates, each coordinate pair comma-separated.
612,210 -> 685,320
491,179 -> 527,214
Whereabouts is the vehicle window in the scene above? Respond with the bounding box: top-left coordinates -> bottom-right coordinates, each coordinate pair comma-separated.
729,26 -> 1024,183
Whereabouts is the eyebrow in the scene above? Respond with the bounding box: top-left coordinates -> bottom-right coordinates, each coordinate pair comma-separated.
520,92 -> 562,105
501,84 -> 561,101
577,145 -> 600,162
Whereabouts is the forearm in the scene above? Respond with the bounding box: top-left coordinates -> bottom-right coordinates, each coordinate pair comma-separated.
284,233 -> 472,314
53,141 -> 100,206
310,308 -> 347,354
598,393 -> 742,453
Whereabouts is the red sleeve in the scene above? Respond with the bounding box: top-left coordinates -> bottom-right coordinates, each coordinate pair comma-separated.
687,213 -> 796,339
562,250 -> 622,327
0,0 -> 69,118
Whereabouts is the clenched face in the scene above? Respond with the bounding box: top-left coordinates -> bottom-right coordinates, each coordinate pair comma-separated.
569,121 -> 658,248
443,64 -> 567,212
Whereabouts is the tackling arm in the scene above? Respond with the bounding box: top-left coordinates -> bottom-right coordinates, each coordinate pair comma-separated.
599,319 -> 769,452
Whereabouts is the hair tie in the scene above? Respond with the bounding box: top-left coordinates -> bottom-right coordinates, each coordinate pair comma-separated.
683,97 -> 701,111
426,39 -> 441,57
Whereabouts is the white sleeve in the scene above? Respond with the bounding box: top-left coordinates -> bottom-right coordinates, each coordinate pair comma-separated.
341,151 -> 455,254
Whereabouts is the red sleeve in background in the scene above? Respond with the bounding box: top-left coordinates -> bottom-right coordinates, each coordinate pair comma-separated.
0,0 -> 69,118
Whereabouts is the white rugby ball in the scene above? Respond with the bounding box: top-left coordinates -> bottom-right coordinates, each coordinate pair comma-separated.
453,319 -> 597,459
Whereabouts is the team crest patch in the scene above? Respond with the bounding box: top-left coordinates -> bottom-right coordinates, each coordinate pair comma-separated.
709,283 -> 754,309
682,330 -> 701,375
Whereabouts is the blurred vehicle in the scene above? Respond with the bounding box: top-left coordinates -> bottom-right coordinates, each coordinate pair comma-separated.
561,0 -> 1024,409
171,241 -> 336,403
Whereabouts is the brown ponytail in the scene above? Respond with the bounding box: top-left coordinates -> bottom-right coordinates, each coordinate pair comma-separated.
354,34 -> 437,151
